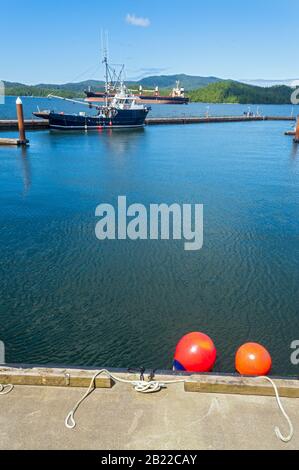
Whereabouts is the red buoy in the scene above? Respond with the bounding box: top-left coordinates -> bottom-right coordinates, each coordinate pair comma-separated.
235,343 -> 272,376
173,332 -> 217,373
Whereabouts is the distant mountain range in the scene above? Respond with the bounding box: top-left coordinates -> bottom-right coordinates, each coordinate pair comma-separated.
137,74 -> 221,90
2,74 -> 298,104
2,74 -> 222,95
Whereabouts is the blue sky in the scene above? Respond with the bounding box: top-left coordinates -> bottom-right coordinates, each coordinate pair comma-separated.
1,0 -> 298,84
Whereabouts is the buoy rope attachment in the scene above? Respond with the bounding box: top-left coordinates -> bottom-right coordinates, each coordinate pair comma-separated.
255,376 -> 294,443
65,369 -> 186,430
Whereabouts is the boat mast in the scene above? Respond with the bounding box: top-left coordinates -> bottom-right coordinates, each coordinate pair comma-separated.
101,30 -> 126,100
102,30 -> 109,107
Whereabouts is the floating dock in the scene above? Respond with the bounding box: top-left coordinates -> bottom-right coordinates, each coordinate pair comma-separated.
0,116 -> 296,131
0,119 -> 49,130
146,116 -> 296,125
0,138 -> 27,146
0,366 -> 298,450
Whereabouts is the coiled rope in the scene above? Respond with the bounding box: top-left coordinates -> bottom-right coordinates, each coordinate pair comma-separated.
65,369 -> 185,430
65,370 -> 294,443
0,384 -> 13,395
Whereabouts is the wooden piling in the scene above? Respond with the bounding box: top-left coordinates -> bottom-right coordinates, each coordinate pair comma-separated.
0,98 -> 30,146
16,97 -> 29,145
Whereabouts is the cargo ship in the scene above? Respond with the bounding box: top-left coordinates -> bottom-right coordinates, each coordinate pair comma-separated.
85,81 -> 190,105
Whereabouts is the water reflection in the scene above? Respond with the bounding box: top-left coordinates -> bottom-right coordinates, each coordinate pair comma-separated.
20,146 -> 31,196
101,128 -> 145,156
47,127 -> 145,158
290,141 -> 299,161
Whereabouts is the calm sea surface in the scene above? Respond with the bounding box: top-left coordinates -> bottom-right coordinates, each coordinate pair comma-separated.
0,97 -> 299,375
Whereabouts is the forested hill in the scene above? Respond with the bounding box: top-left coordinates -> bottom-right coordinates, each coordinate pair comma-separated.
2,75 -> 222,98
189,80 -> 293,104
2,78 -> 295,104
137,74 -> 221,90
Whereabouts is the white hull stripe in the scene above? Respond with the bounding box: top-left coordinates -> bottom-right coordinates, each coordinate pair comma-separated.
50,124 -> 145,130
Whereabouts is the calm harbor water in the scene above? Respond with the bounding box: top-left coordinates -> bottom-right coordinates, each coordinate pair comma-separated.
0,98 -> 299,375
0,96 -> 297,119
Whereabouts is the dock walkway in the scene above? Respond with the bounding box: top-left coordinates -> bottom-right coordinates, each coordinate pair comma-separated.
0,119 -> 49,130
0,367 -> 298,450
146,115 -> 295,125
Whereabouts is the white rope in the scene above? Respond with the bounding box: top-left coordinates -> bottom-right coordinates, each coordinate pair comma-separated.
255,376 -> 294,443
65,369 -> 186,430
0,384 -> 14,395
65,370 -> 295,444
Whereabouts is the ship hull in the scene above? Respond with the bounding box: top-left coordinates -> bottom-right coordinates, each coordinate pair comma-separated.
48,109 -> 149,130
138,96 -> 189,105
85,92 -> 189,105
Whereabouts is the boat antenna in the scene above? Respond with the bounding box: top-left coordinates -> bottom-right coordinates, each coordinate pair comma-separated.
100,30 -> 125,98
101,29 -> 110,107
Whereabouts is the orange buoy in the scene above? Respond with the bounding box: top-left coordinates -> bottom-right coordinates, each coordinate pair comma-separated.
235,342 -> 272,376
173,332 -> 217,373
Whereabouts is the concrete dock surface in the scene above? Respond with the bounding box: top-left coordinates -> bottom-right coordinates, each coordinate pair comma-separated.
1,383 -> 298,450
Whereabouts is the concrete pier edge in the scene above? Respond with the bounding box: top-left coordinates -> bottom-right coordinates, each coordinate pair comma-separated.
1,366 -> 299,398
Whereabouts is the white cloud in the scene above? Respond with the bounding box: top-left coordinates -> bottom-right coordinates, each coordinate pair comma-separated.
126,14 -> 150,28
